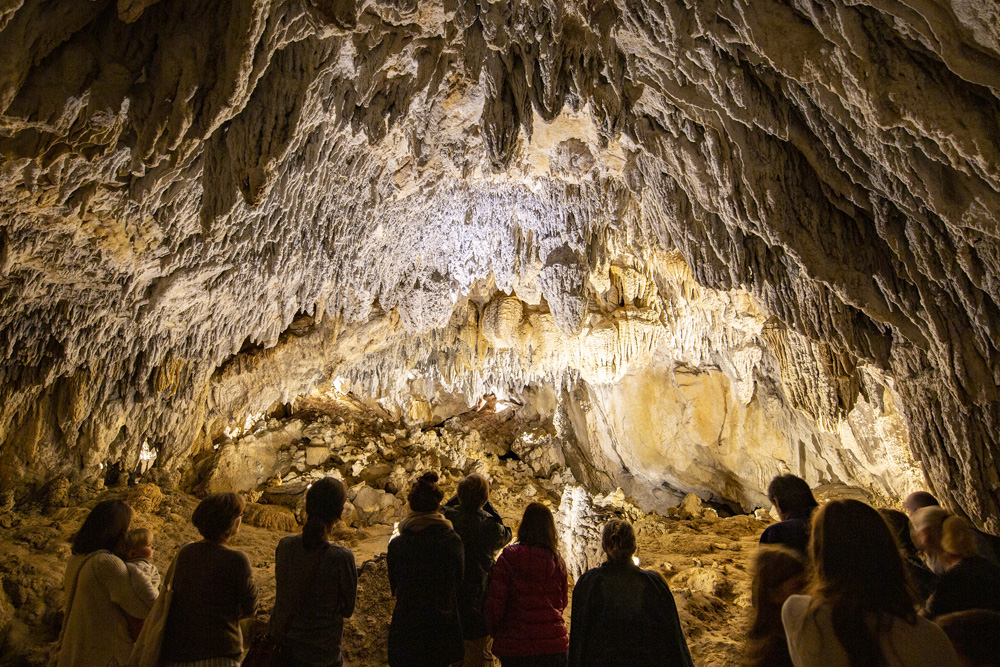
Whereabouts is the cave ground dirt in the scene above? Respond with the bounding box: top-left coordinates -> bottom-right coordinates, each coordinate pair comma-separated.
0,399 -> 770,667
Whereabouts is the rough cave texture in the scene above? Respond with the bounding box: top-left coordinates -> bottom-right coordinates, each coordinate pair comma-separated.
1,1 -> 999,527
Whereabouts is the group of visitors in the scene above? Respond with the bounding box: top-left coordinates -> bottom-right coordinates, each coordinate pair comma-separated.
57,469 -> 1000,667
748,474 -> 1000,667
386,470 -> 694,667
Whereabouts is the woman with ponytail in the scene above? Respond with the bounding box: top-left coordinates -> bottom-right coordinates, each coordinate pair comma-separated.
912,506 -> 1000,618
387,471 -> 465,666
271,477 -> 357,667
782,499 -> 958,667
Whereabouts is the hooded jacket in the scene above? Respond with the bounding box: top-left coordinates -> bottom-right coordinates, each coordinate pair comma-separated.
485,543 -> 569,657
387,511 -> 465,667
443,499 -> 512,640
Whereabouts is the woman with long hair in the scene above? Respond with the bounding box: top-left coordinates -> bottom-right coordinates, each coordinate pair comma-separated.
568,519 -> 693,667
160,493 -> 258,667
782,499 -> 959,667
911,506 -> 1000,618
485,502 -> 569,667
745,545 -> 807,667
58,499 -> 158,667
271,477 -> 358,667
387,471 -> 465,667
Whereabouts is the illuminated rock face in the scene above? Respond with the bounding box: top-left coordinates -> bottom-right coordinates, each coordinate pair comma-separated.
0,1 -> 998,528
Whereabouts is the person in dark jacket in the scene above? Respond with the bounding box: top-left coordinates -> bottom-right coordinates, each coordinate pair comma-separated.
271,477 -> 358,667
485,502 -> 569,667
911,507 -> 1000,618
759,474 -> 818,555
444,473 -> 513,667
387,471 -> 465,667
569,519 -> 694,667
161,493 -> 258,667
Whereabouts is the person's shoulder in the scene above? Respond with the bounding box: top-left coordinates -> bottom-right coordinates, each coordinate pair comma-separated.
326,543 -> 355,562
277,534 -> 302,551
89,550 -> 128,578
781,594 -> 814,626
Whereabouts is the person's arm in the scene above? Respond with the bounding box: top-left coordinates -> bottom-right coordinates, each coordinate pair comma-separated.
484,550 -> 511,634
922,574 -> 959,619
95,553 -> 158,619
338,550 -> 359,618
567,570 -> 591,667
650,572 -> 695,667
387,538 -> 399,597
236,552 -> 258,618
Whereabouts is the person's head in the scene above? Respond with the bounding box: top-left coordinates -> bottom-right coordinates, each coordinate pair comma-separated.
601,519 -> 637,564
72,499 -> 133,555
748,545 -> 808,641
303,477 -> 347,550
517,502 -> 559,554
407,471 -> 443,513
912,506 -> 978,564
936,610 -> 1000,667
192,493 -> 245,543
903,491 -> 939,516
767,474 -> 817,519
457,473 -> 490,510
121,527 -> 154,560
809,499 -> 915,667
878,508 -> 920,558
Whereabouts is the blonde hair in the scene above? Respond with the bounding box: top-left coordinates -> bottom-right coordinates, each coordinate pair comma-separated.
941,516 -> 978,559
122,527 -> 153,552
911,506 -> 977,558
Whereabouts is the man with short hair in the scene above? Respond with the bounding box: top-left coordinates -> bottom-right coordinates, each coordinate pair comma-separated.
444,474 -> 512,667
759,474 -> 818,555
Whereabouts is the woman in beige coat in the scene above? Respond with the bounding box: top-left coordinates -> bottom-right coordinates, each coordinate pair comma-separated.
58,499 -> 158,667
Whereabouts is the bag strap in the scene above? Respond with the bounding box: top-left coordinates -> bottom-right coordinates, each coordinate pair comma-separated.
273,541 -> 331,641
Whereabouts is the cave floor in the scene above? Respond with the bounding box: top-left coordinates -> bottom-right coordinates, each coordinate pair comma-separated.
0,476 -> 764,667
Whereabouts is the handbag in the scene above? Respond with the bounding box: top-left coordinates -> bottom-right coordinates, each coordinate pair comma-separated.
243,542 -> 331,667
128,552 -> 179,667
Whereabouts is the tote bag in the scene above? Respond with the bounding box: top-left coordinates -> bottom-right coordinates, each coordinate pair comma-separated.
128,553 -> 179,667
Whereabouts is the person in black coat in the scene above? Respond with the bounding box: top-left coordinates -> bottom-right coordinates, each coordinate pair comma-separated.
568,519 -> 694,667
759,474 -> 818,555
443,473 -> 512,666
387,471 -> 465,667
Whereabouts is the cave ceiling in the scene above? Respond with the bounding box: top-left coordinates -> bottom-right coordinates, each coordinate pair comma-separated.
0,0 -> 998,527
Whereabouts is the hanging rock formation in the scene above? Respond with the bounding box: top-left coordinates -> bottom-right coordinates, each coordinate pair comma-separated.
0,1 -> 998,529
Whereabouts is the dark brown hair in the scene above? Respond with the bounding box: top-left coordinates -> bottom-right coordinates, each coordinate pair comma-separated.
747,545 -> 807,667
303,477 -> 347,550
601,519 -> 636,563
192,493 -> 245,542
457,473 -> 490,509
809,499 -> 915,667
408,471 -> 443,512
767,474 -> 818,514
517,502 -> 559,555
72,499 -> 133,555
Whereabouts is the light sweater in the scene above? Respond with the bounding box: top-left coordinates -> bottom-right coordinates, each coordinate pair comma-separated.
58,551 -> 158,667
781,594 -> 960,667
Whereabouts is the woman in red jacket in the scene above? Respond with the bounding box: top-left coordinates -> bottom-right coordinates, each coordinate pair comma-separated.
485,502 -> 569,667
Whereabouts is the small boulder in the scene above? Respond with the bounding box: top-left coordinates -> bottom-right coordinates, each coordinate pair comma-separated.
243,503 -> 298,532
678,493 -> 703,520
126,483 -> 163,514
305,446 -> 330,467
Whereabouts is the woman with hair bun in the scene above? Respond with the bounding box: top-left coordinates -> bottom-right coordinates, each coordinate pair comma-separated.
568,519 -> 693,667
486,502 -> 570,666
782,499 -> 959,667
911,506 -> 1000,618
271,477 -> 358,667
387,471 -> 465,667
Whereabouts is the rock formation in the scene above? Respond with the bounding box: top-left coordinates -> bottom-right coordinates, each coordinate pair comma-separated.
0,1 -> 998,528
